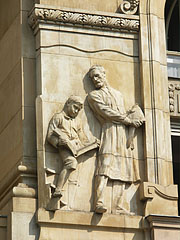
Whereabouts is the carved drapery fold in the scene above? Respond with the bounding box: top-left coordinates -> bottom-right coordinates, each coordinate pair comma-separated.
28,5 -> 140,32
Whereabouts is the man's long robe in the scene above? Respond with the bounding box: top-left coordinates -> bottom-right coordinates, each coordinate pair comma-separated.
88,86 -> 140,183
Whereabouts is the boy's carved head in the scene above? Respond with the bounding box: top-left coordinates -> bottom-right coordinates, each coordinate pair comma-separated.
65,95 -> 83,118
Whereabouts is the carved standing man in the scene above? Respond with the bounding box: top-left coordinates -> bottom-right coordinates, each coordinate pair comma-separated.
47,96 -> 89,199
88,65 -> 143,214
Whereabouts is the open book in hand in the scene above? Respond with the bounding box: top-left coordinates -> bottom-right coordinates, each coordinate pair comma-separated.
53,128 -> 99,157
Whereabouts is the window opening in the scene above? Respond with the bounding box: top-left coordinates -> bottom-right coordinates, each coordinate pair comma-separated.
171,122 -> 180,215
165,0 -> 180,51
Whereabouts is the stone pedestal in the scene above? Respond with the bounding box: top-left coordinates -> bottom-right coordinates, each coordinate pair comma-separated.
38,208 -> 144,240
146,215 -> 180,240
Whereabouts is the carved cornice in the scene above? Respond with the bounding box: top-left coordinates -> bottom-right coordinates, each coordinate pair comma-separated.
119,0 -> 140,15
28,5 -> 140,33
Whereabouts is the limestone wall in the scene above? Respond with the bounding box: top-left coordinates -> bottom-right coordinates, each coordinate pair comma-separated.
0,216 -> 7,240
37,0 -> 122,13
0,0 -> 179,240
0,0 -> 22,197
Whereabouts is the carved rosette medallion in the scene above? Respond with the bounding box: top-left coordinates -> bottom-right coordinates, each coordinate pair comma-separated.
119,0 -> 140,15
28,6 -> 140,33
168,82 -> 180,115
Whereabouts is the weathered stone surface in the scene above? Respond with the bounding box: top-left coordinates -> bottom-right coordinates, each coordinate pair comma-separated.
0,0 -> 179,240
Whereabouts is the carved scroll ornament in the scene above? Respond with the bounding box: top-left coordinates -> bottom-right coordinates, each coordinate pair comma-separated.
29,6 -> 140,32
119,0 -> 140,15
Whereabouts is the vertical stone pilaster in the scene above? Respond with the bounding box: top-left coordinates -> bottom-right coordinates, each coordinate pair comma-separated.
139,0 -> 173,186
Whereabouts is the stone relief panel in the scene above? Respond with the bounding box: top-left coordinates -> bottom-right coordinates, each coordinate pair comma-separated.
36,95 -> 101,212
46,96 -> 99,210
36,62 -> 145,214
40,65 -> 145,215
87,65 -> 145,214
32,10 -> 145,215
168,81 -> 180,117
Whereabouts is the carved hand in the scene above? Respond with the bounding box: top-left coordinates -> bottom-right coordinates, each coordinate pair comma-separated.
123,117 -> 132,125
58,137 -> 69,146
131,119 -> 143,128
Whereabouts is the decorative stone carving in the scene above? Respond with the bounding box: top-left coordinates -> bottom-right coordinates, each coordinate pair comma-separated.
87,65 -> 145,214
168,82 -> 180,115
118,0 -> 140,15
28,5 -> 140,32
140,182 -> 178,216
12,183 -> 37,198
168,84 -> 175,112
46,95 -> 99,210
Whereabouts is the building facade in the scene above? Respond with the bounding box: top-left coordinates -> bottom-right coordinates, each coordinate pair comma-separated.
0,0 -> 180,239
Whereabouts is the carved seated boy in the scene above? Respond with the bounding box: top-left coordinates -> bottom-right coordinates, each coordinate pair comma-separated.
47,95 -> 98,199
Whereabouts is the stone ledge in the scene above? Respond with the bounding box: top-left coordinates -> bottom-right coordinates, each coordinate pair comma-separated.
147,215 -> 180,228
37,208 -> 143,229
146,215 -> 180,240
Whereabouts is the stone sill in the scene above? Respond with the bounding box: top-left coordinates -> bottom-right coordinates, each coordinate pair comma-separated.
37,208 -> 143,229
146,214 -> 180,228
167,51 -> 180,57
